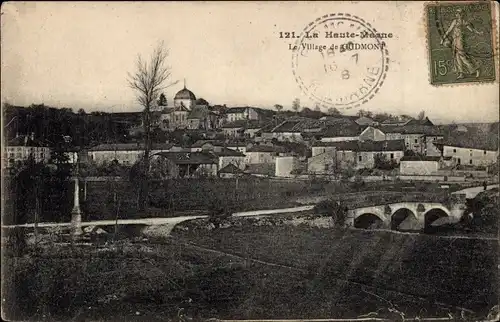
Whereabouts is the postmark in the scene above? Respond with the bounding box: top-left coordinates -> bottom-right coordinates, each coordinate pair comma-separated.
291,13 -> 390,111
426,1 -> 496,85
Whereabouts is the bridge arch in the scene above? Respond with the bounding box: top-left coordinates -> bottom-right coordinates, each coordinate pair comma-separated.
390,208 -> 418,231
354,213 -> 384,229
424,208 -> 450,229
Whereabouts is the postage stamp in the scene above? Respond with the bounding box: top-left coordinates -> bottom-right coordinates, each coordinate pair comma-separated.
291,13 -> 390,111
426,1 -> 496,85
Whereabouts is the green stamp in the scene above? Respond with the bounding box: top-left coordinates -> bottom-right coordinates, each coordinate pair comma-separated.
427,1 -> 496,85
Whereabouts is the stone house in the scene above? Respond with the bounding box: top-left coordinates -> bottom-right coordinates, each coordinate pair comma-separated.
4,134 -> 51,168
88,142 -> 180,166
149,151 -> 218,178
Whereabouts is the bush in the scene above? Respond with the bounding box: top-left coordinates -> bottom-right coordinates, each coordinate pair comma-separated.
314,200 -> 349,228
374,153 -> 398,170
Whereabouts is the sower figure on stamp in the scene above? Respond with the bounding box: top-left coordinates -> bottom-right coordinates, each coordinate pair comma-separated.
440,9 -> 484,80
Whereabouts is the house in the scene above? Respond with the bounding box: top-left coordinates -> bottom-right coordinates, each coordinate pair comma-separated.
319,124 -> 362,142
437,141 -> 499,167
218,163 -> 245,178
244,163 -> 276,177
190,140 -> 224,152
149,151 -> 218,178
358,126 -> 386,141
378,125 -> 443,155
312,140 -> 405,170
207,147 -> 246,170
399,155 -> 449,175
87,142 -> 181,165
307,148 -> 337,175
221,120 -> 246,138
275,156 -> 300,177
224,107 -> 260,122
268,119 -> 305,142
244,144 -> 287,164
225,141 -> 249,154
4,134 -> 51,168
243,121 -> 266,138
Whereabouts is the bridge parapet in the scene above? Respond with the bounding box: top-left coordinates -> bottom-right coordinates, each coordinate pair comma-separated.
330,191 -> 454,209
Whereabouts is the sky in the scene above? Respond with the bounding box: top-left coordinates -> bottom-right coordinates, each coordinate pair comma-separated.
1,1 -> 499,123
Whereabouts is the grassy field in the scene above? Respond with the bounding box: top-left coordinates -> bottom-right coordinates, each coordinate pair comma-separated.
6,175 -> 472,224
4,235 -> 489,321
172,220 -> 498,318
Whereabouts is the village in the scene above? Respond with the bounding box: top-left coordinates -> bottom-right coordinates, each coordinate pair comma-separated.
3,84 -> 499,182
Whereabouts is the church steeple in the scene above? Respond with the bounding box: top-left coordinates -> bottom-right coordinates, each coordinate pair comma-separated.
183,78 -> 186,89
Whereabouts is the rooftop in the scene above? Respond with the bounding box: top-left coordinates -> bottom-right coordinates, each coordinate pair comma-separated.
221,120 -> 248,129
7,135 -> 48,147
246,144 -> 287,153
218,163 -> 244,174
400,155 -> 451,162
378,125 -> 443,135
314,139 -> 405,152
153,151 -> 217,165
89,142 -> 174,151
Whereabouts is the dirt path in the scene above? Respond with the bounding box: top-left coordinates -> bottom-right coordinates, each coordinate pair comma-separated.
452,184 -> 498,199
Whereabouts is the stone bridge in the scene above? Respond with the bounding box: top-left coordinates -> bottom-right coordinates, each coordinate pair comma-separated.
340,194 -> 467,230
347,195 -> 468,230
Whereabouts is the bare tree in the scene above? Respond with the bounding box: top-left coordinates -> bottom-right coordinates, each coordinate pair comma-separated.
128,41 -> 178,210
274,104 -> 283,113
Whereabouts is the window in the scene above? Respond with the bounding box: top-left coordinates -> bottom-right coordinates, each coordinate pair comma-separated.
469,160 -> 473,165
484,150 -> 487,155
358,155 -> 362,162
453,149 -> 456,153
414,139 -> 418,144
470,152 -> 472,157
390,153 -> 394,159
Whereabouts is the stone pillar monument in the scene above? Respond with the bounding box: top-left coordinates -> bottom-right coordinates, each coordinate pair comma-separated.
71,171 -> 83,236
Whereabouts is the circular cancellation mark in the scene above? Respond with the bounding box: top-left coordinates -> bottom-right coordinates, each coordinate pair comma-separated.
291,13 -> 390,111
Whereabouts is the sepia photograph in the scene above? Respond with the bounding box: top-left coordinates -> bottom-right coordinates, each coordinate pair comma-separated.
1,1 -> 499,321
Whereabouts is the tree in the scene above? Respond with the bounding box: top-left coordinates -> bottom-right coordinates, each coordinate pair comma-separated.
328,107 -> 341,116
292,98 -> 300,113
314,104 -> 321,112
157,93 -> 167,106
374,153 -> 398,170
373,112 -> 391,122
356,109 -> 365,117
274,104 -> 283,113
196,98 -> 209,106
77,108 -> 86,115
314,199 -> 349,228
417,110 -> 425,120
128,41 -> 178,210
